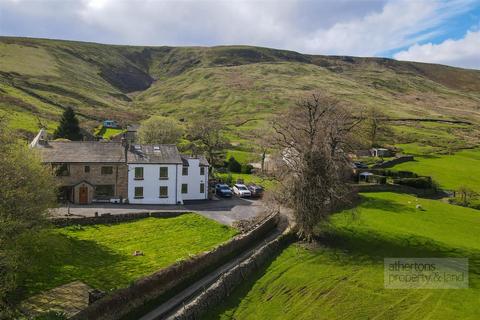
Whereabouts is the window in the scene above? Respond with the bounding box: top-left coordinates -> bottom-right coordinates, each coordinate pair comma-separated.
159,167 -> 168,180
200,167 -> 205,175
134,187 -> 143,199
134,167 -> 144,180
181,184 -> 188,194
200,183 -> 205,194
84,165 -> 90,173
54,163 -> 70,176
101,166 -> 113,175
159,186 -> 168,198
95,185 -> 114,199
182,166 -> 188,176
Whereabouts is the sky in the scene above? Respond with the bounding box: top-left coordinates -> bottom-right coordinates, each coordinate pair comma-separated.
1,0 -> 479,69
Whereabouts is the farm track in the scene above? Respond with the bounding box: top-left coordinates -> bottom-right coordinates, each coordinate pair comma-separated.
139,227 -> 284,320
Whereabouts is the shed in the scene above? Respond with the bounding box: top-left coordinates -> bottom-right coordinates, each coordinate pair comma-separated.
359,172 -> 374,182
103,120 -> 118,128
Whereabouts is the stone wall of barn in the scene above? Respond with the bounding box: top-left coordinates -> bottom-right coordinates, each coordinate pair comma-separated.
53,163 -> 128,202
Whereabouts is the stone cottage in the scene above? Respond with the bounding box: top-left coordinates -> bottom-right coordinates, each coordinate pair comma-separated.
31,129 -> 128,204
30,129 -> 209,205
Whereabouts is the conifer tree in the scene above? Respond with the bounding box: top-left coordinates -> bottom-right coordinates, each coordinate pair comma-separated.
53,107 -> 82,140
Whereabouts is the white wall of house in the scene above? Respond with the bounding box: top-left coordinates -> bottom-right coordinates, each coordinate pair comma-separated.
180,158 -> 209,201
128,164 -> 182,204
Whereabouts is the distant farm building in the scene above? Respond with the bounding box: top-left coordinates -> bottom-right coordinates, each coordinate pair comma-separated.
103,120 -> 119,128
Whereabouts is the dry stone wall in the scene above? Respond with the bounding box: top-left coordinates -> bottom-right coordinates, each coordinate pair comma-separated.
171,231 -> 295,319
52,211 -> 187,227
71,212 -> 280,320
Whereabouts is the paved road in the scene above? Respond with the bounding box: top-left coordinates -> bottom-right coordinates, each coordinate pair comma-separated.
51,196 -> 265,226
139,228 -> 283,320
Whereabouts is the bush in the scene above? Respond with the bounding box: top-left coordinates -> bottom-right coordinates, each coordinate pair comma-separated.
393,177 -> 433,189
366,174 -> 387,184
225,173 -> 233,185
227,157 -> 242,173
241,164 -> 254,174
382,169 -> 417,178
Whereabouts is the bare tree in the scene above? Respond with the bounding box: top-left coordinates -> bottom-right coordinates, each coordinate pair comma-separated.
363,107 -> 392,148
186,115 -> 228,168
456,186 -> 478,207
244,127 -> 271,174
270,93 -> 362,241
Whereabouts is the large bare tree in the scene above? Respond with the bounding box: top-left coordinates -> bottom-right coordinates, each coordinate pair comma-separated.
271,93 -> 361,241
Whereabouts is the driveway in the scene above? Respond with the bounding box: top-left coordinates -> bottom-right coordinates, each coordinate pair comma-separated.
51,196 -> 265,226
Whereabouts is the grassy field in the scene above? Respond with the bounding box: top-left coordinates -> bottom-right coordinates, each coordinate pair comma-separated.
205,192 -> 480,320
216,172 -> 276,190
225,149 -> 258,164
94,126 -> 125,139
19,214 -> 236,298
393,148 -> 480,193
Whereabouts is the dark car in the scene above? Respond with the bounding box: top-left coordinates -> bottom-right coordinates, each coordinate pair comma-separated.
215,184 -> 233,197
247,184 -> 264,198
353,161 -> 369,169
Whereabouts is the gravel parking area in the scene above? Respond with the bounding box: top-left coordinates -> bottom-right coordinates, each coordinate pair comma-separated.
51,196 -> 265,226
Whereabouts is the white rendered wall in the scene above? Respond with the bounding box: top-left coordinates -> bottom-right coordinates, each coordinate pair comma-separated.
180,159 -> 208,200
128,164 -> 182,204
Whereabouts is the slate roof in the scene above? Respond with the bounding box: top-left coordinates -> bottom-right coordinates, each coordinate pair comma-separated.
33,138 -> 206,166
36,141 -> 126,163
180,154 -> 210,167
127,145 -> 183,164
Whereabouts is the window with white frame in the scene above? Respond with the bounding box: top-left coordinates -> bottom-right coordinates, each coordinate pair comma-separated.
159,186 -> 168,198
159,167 -> 168,180
134,186 -> 143,198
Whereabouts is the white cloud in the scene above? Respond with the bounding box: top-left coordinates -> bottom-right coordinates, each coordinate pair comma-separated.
0,0 -> 478,69
394,30 -> 480,69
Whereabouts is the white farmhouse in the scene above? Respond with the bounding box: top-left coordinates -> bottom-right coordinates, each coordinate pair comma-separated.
127,145 -> 208,204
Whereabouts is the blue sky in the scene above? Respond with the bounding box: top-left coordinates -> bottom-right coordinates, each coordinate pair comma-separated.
1,0 -> 479,69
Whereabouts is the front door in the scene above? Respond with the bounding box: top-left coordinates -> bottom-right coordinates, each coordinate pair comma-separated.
79,186 -> 89,204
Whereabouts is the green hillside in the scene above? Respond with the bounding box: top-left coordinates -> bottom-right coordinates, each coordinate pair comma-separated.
1,36 -> 480,148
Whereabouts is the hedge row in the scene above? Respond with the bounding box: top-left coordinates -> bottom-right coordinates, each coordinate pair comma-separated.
393,177 -> 436,189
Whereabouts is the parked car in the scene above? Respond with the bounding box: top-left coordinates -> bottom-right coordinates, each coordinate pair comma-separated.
215,184 -> 233,197
353,161 -> 369,169
232,184 -> 251,197
247,184 -> 264,198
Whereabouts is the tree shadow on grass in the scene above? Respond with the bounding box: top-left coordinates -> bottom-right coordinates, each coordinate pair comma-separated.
315,228 -> 480,279
13,230 -> 132,304
358,196 -> 414,213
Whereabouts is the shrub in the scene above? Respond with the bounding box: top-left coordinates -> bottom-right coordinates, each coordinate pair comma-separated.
382,169 -> 417,178
225,173 -> 233,185
241,164 -> 254,174
366,174 -> 387,184
227,157 -> 242,173
393,177 -> 433,189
